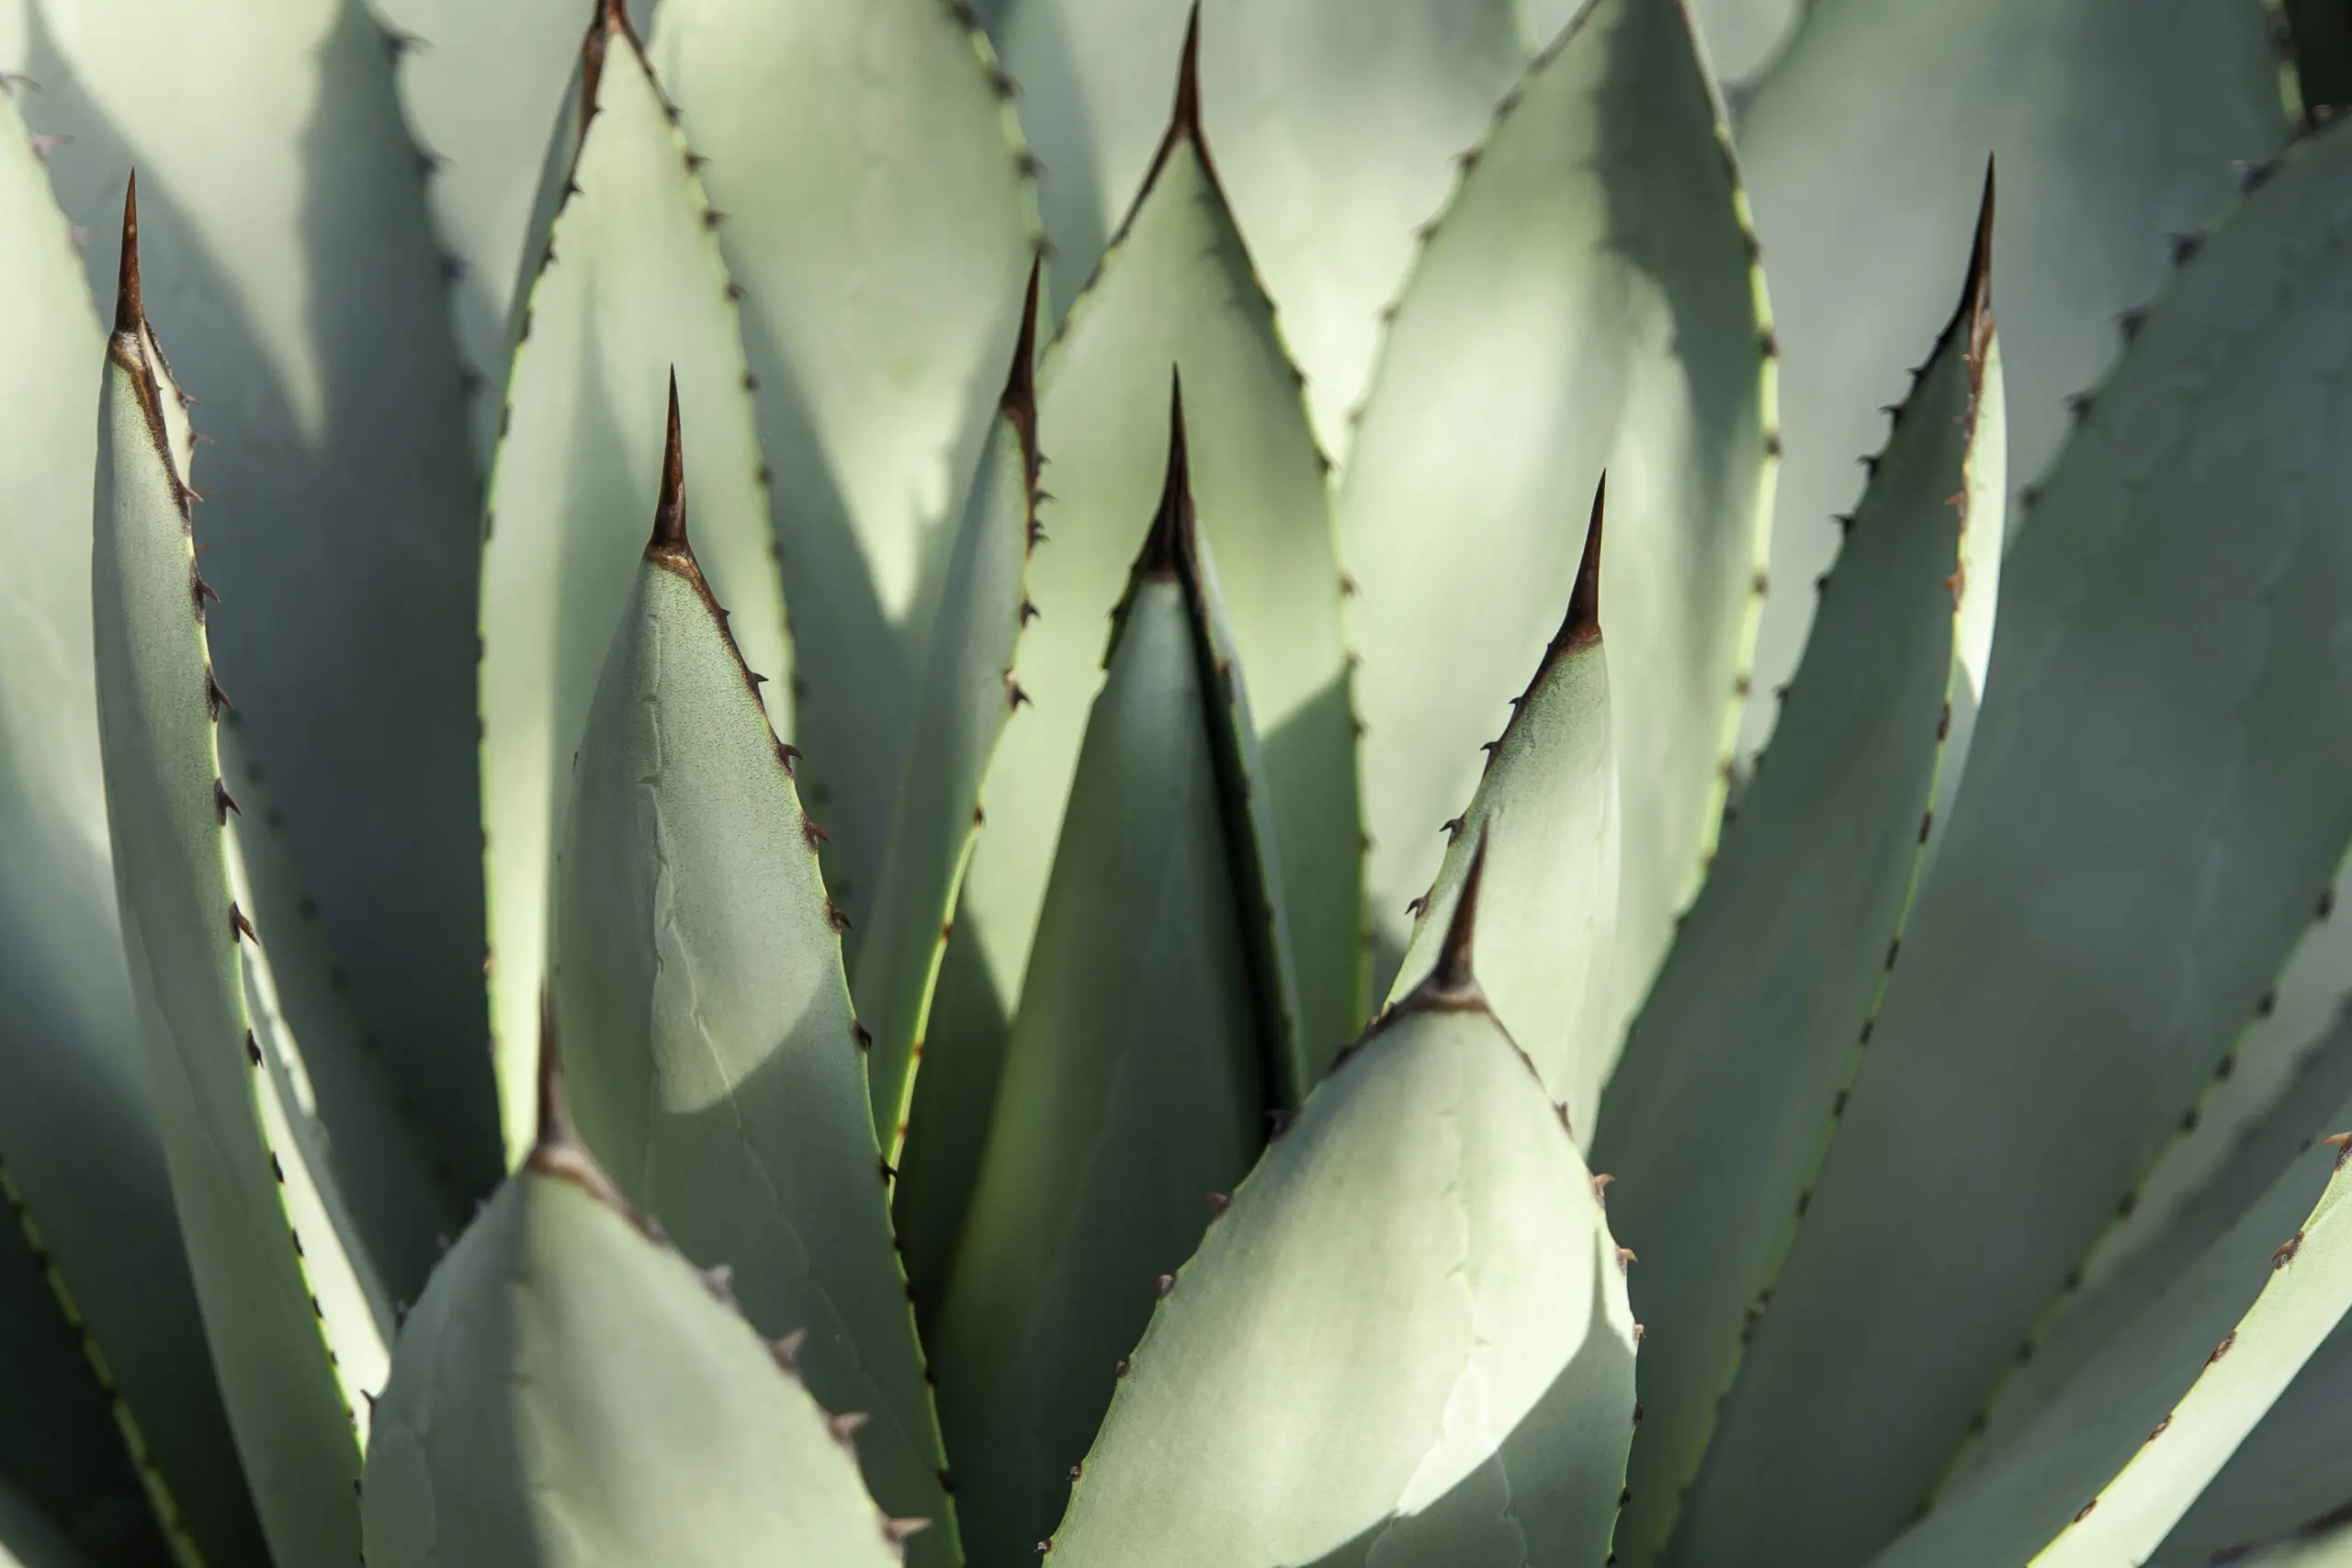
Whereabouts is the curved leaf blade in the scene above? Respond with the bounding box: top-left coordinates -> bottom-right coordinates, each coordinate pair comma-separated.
1591,191 -> 2004,1568
549,405 -> 952,1563
1340,0 -> 1773,1041
363,1089 -> 910,1568
650,0 -> 1036,930
0,1475 -> 96,1568
19,0 -> 498,1188
1678,119 -> 2352,1568
480,6 -> 788,1163
1730,0 -> 2290,764
933,412 -> 1277,1564
0,82 -> 258,1568
92,200 -> 388,1567
1044,871 -> 1637,1568
1386,482 -> 1618,1135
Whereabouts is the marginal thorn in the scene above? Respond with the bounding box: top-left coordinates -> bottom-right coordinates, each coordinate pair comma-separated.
884,1517 -> 931,1545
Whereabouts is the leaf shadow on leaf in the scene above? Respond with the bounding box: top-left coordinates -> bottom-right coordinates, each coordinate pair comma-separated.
21,0 -> 500,1198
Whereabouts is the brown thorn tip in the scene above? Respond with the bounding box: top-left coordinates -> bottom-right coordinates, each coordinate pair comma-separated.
533,990 -> 574,1156
114,172 -> 141,334
1430,825 -> 1489,998
1136,368 -> 1194,579
1951,156 -> 1995,350
1562,475 -> 1605,649
1170,4 -> 1203,146
648,370 -> 688,557
1004,257 -> 1041,423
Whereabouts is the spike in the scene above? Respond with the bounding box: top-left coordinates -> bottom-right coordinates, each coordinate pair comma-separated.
1420,825 -> 1489,1006
770,1328 -> 808,1371
701,1263 -> 735,1300
113,172 -> 141,334
1201,1191 -> 1230,1218
829,1411 -> 871,1444
1153,1272 -> 1176,1299
1003,255 -> 1042,432
1136,369 -> 1196,581
1559,476 -> 1605,653
1169,5 -> 1203,149
525,992 -> 629,1209
884,1517 -> 931,1545
1592,1172 -> 1614,1199
646,371 -> 688,558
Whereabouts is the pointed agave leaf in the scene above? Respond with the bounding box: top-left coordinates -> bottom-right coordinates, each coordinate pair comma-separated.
1863,1100 -> 2352,1568
1044,853 -> 1637,1567
0,87 -> 260,1568
549,399 -> 952,1563
994,0 -> 1524,457
2153,1309 -> 2352,1564
362,1066 -> 910,1568
1730,0 -> 2290,764
21,0 -> 499,1190
217,715 -> 458,1302
480,4 -> 788,1164
1589,187 -> 2004,1568
649,0 -> 1036,931
856,266 -> 1044,1158
371,0 -> 652,457
925,34 -> 1361,1122
92,197 -> 391,1567
1340,0 -> 1773,1046
1678,122 -> 2352,1568
1387,481 -> 1618,1135
0,1474 -> 96,1568
934,400 -> 1283,1562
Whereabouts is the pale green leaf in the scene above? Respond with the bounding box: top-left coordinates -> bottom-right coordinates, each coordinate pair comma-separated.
2153,1309 -> 2352,1564
1527,0 -> 1801,83
10,0 -> 500,1189
549,433 -> 951,1563
480,8 -> 788,1164
902,80 -> 1363,1304
371,0 -> 652,457
0,84 -> 257,1568
1864,1099 -> 2352,1568
650,0 -> 1035,933
1044,884 -> 1637,1568
1676,122 -> 2352,1568
1730,0 -> 2290,764
1591,199 -> 2004,1568
1386,484 -> 1617,1136
856,270 -> 1042,1160
2205,1506 -> 2352,1568
993,0 -> 1526,456
933,425 -> 1278,1563
362,1120 -> 911,1568
1340,0 -> 1772,1046
93,220 -> 391,1567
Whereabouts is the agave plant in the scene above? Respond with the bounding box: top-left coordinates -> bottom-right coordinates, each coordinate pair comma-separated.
6,0 -> 2352,1565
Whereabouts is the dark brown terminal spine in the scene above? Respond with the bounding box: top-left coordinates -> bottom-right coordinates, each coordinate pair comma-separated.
646,370 -> 689,559
1136,369 -> 1197,582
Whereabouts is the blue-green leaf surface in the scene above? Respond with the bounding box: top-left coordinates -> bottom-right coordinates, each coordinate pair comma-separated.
1676,119 -> 2352,1568
0,83 -> 256,1568
549,416 -> 952,1564
8,0 -> 499,1190
93,208 -> 390,1567
1044,874 -> 1637,1568
1729,0 -> 2291,764
363,1100 -> 913,1568
1340,0 -> 1772,1039
650,0 -> 1035,933
1594,195 -> 2004,1568
0,1475 -> 95,1568
479,5 -> 787,1163
992,0 -> 1524,457
933,418 -> 1277,1565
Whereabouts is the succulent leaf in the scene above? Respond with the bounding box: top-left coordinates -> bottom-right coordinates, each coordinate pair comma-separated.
933,399 -> 1283,1562
362,1060 -> 911,1568
1731,0 -> 2291,765
479,3 -> 788,1165
2204,1504 -> 2352,1568
904,44 -> 1364,1305
2154,1309 -> 2352,1564
1340,0 -> 1774,1052
18,0 -> 500,1189
0,81 -> 260,1568
371,0 -> 652,457
1386,480 -> 1619,1134
1590,182 -> 2004,1567
91,192 -> 390,1566
1865,1103 -> 2352,1568
0,1474 -> 96,1568
1678,119 -> 2352,1568
648,0 -> 1038,935
992,0 -> 1524,457
217,716 -> 458,1303
548,395 -> 953,1563
857,265 -> 1044,1163
1043,860 -> 1637,1567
